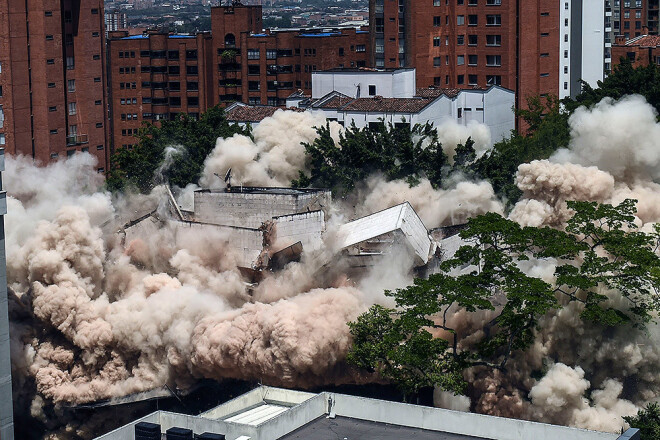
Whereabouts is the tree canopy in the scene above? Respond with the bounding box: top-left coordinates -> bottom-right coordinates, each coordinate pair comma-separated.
623,403 -> 660,440
348,199 -> 660,398
106,106 -> 248,193
293,121 -> 455,195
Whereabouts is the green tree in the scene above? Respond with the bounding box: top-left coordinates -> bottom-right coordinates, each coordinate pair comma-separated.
107,106 -> 247,193
348,199 -> 660,397
472,95 -> 570,206
623,403 -> 660,440
295,121 -> 459,195
564,58 -> 660,114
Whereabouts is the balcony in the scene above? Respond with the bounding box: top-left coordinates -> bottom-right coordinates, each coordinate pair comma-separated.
66,134 -> 89,146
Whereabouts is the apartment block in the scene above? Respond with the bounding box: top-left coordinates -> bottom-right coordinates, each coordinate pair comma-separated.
611,0 -> 659,38
612,33 -> 660,65
212,3 -> 370,106
0,0 -> 108,169
106,31 -> 215,154
370,0 -> 560,116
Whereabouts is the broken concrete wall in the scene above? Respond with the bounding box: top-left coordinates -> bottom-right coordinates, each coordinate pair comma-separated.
193,189 -> 331,229
273,210 -> 325,252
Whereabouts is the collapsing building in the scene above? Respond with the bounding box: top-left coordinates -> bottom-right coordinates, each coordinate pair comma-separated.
120,185 -> 438,282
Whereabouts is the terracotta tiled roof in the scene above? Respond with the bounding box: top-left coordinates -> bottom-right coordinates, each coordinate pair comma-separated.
287,89 -> 310,99
415,87 -> 461,98
624,35 -> 660,47
225,106 -> 304,122
314,95 -> 355,109
342,97 -> 434,113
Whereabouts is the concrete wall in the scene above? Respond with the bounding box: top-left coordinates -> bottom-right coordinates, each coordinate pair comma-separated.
481,87 -> 516,142
330,393 -> 619,440
311,69 -> 416,99
273,210 -> 324,252
193,190 -> 331,229
0,150 -> 13,440
580,0 -> 606,89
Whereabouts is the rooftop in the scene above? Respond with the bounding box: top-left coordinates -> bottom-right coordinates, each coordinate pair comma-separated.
621,34 -> 660,46
94,386 -> 637,440
416,87 -> 462,99
195,187 -> 327,196
341,97 -> 434,113
225,105 -> 305,123
278,415 -> 484,440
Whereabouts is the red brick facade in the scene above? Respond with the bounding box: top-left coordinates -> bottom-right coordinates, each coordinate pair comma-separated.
370,0 -> 560,123
106,31 -> 215,155
612,34 -> 660,66
0,0 -> 108,169
612,0 -> 659,39
106,3 -> 369,153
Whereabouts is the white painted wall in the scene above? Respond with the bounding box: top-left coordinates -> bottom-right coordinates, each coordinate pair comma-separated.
580,0 -> 606,88
311,69 -> 416,99
560,0 -> 572,99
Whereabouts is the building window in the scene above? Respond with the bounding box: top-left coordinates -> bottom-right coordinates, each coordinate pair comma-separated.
486,34 -> 501,46
91,8 -> 98,14
457,35 -> 465,45
486,54 -> 502,66
540,73 -> 549,77
369,85 -> 377,95
0,134 -> 4,146
457,15 -> 464,25
68,102 -> 76,115
486,0 -> 501,4
186,65 -> 198,75
266,49 -> 277,59
49,106 -> 57,112
93,54 -> 100,60
468,15 -> 478,26
468,35 -> 478,45
95,100 -> 101,105
486,14 -> 501,26
66,57 -> 75,69
186,50 -> 198,60
96,122 -> 103,128
92,32 -> 99,37
46,35 -> 54,41
247,49 -> 260,60
457,75 -> 465,85
433,37 -> 441,47
468,74 -> 478,85
45,10 -> 52,16
67,79 -> 75,92
457,55 -> 465,65
48,82 -> 56,88
468,54 -> 478,65
356,45 -> 366,52
433,57 -> 441,67
248,81 -> 260,91
434,16 -> 442,26
188,96 -> 199,107
94,77 -> 101,82
47,59 -> 55,65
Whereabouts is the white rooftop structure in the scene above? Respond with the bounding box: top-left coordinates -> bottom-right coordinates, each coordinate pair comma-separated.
311,68 -> 417,99
94,386 -> 640,440
337,202 -> 433,266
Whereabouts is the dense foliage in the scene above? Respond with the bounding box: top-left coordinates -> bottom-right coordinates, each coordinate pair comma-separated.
564,58 -> 660,114
348,200 -> 660,397
293,121 -> 461,195
624,403 -> 660,440
106,106 -> 248,193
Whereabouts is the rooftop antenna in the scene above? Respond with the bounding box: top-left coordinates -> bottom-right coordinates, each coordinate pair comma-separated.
213,167 -> 233,191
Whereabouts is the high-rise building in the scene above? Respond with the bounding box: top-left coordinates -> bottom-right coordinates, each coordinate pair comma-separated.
0,0 -> 109,170
0,149 -> 13,440
369,0 -> 561,116
105,2 -> 369,150
105,9 -> 128,33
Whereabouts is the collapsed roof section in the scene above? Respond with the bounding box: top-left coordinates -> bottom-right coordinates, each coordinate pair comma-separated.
336,202 -> 433,267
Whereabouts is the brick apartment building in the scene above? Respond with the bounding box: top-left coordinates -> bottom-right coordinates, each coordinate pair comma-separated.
370,0 -> 561,112
612,33 -> 660,65
612,0 -> 659,39
0,0 -> 109,169
106,31 -> 215,151
106,3 -> 369,154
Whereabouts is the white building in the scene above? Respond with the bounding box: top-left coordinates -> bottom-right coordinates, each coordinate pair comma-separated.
94,385 -> 640,440
563,0 -> 612,99
0,149 -> 12,440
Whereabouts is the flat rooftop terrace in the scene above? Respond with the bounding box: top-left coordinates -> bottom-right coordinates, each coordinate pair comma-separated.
195,187 -> 328,196
278,415 -> 486,440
